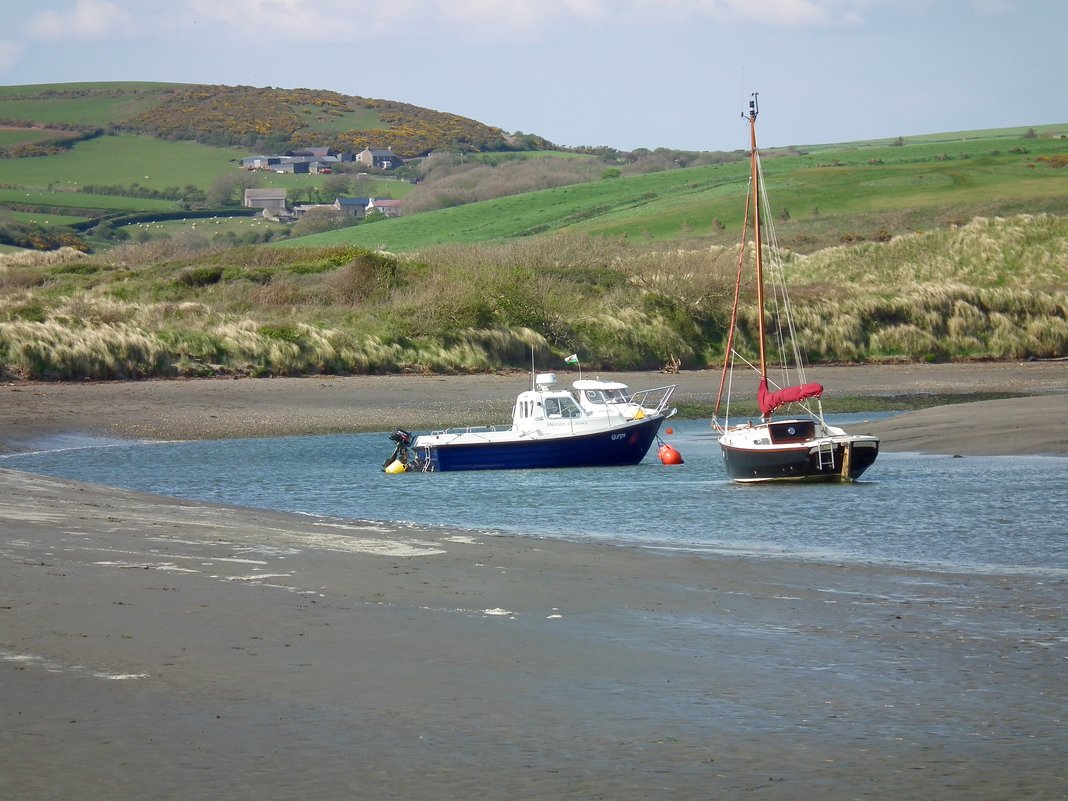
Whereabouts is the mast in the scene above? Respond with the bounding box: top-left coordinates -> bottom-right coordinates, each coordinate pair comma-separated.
747,93 -> 769,396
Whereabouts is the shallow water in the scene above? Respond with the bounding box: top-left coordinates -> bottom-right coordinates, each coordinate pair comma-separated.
4,416 -> 1067,575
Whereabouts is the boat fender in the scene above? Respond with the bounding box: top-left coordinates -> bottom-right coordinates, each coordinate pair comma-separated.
384,459 -> 407,474
658,443 -> 684,465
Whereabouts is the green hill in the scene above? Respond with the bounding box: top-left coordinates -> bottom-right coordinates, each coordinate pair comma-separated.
1,81 -> 1065,255
0,82 -> 542,156
285,129 -> 1068,253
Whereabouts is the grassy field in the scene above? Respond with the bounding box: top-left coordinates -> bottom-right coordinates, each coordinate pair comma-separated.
121,215 -> 289,241
0,134 -> 247,190
0,210 -> 93,226
0,83 -> 178,127
292,104 -> 387,133
0,188 -> 176,212
0,127 -> 85,147
281,130 -> 1068,253
0,132 -> 411,210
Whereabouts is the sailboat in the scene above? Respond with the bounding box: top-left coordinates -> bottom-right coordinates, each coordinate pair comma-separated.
713,95 -> 880,482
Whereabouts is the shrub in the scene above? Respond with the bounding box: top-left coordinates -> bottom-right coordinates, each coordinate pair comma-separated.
175,266 -> 223,287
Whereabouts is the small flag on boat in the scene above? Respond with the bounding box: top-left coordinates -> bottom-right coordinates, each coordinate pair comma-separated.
564,354 -> 579,365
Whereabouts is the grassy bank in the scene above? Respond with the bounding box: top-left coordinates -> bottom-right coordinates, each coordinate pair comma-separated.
1,214 -> 1065,380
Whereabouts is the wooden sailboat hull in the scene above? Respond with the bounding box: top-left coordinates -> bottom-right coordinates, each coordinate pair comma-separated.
720,434 -> 880,483
713,97 -> 882,484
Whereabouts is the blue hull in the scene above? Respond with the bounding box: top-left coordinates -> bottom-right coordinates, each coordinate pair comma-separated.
426,416 -> 665,472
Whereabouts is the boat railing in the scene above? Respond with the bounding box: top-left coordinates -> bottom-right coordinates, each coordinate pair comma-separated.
429,424 -> 510,436
629,384 -> 678,416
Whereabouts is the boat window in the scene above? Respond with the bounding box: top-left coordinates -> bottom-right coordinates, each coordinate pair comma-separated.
545,397 -> 583,419
605,389 -> 629,403
585,390 -> 605,404
769,420 -> 815,443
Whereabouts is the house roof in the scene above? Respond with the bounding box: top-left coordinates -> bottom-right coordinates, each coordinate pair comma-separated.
244,189 -> 287,200
369,198 -> 402,207
335,196 -> 371,206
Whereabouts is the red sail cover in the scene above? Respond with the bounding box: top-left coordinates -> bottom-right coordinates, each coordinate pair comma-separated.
758,378 -> 824,416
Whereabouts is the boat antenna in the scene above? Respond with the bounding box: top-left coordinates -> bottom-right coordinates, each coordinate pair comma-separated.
530,344 -> 535,391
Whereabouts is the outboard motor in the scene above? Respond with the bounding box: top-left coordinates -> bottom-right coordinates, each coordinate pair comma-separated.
384,429 -> 415,473
389,429 -> 414,446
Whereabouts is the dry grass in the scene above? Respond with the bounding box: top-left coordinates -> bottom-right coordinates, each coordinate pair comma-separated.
1,215 -> 1065,379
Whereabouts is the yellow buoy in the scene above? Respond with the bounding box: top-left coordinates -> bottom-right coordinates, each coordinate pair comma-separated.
384,459 -> 406,474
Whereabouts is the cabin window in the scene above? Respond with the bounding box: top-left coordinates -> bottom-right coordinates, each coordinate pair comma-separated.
545,397 -> 582,419
585,390 -> 605,404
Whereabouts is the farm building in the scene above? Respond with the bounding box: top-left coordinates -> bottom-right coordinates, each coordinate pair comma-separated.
334,197 -> 371,218
355,147 -> 399,169
367,198 -> 403,217
241,149 -> 353,174
243,188 -> 288,215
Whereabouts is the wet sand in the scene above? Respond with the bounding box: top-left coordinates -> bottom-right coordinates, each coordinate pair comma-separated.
1,362 -> 1067,799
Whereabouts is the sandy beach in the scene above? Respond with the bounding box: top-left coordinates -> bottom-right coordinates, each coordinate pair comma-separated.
1,362 -> 1066,800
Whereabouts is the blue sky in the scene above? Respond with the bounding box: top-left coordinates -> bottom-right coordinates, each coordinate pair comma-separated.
1,0 -> 1064,152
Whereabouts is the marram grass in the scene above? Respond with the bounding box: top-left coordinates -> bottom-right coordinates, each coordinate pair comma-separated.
1,214 -> 1066,380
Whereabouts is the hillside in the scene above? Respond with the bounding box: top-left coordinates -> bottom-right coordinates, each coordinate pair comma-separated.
1,81 -> 1065,255
0,82 -> 549,156
284,128 -> 1068,253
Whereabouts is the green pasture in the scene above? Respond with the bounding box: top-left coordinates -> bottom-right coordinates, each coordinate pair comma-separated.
0,134 -> 247,190
0,83 -> 176,127
0,128 -> 82,147
0,209 -> 92,226
294,105 -> 386,133
795,123 -> 1067,153
0,188 -> 175,212
120,215 -> 288,240
0,131 -> 412,210
285,130 -> 1068,252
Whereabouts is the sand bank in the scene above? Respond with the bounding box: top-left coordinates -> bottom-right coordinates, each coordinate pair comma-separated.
1,468 -> 1065,800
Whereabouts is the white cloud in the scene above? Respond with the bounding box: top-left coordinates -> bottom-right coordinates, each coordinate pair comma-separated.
0,40 -> 25,73
656,0 -> 867,25
22,0 -> 870,50
25,0 -> 137,40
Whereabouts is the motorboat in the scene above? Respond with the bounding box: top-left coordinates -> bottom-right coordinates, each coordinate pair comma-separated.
385,372 -> 677,472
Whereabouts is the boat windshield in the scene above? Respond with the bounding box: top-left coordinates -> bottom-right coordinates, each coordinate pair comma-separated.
583,388 -> 630,405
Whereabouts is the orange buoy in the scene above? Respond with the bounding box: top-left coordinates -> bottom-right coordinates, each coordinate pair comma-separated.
665,427 -> 674,435
658,443 -> 684,465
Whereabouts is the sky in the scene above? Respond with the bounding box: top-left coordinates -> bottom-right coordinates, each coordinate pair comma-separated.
0,0 -> 1064,152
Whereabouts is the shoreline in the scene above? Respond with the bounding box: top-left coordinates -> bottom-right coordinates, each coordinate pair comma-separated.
2,360 -> 1066,456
